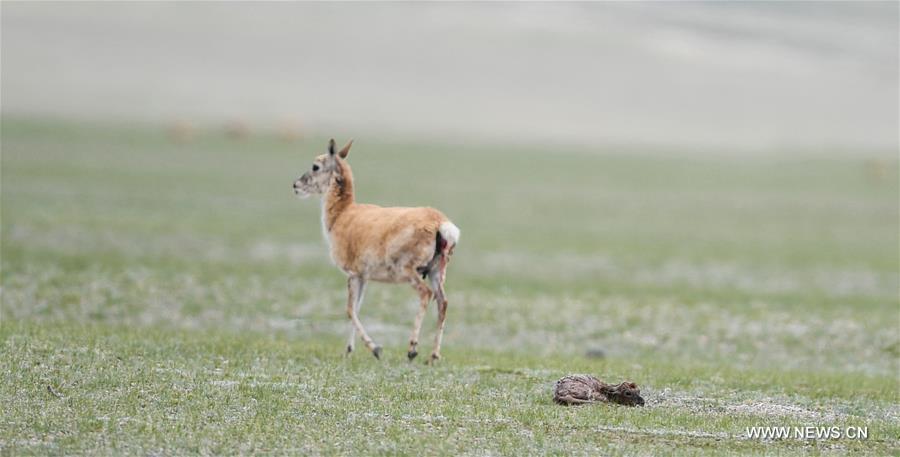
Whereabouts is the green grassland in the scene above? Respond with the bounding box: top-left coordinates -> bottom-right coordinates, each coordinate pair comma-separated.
2,119 -> 898,455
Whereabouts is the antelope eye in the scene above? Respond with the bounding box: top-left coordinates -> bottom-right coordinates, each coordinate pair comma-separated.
312,164 -> 320,172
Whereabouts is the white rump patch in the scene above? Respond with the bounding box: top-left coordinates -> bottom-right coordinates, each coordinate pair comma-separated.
439,221 -> 460,246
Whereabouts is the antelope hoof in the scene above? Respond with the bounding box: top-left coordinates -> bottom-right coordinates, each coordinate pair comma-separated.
346,344 -> 353,354
407,350 -> 418,361
426,354 -> 440,365
372,346 -> 382,360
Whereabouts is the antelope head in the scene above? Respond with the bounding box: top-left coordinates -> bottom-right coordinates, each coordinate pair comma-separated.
293,138 -> 352,198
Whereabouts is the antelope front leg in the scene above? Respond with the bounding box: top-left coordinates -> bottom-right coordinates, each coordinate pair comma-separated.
407,276 -> 433,361
345,278 -> 366,355
346,276 -> 380,359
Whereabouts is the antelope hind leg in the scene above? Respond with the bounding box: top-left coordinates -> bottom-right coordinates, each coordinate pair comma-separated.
407,271 -> 433,361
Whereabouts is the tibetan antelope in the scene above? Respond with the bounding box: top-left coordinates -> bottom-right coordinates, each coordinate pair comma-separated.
293,139 -> 460,363
553,375 -> 645,407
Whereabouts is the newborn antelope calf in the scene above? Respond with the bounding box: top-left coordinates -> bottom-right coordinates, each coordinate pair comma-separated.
293,139 -> 460,363
553,375 -> 645,406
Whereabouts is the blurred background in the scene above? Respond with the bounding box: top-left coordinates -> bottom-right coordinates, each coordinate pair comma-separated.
3,1 -> 898,152
1,2 -> 898,372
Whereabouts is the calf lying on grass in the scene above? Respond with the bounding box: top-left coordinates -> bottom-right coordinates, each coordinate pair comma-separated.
553,375 -> 645,406
293,139 -> 460,363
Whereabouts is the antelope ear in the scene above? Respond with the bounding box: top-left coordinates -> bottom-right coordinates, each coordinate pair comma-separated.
338,139 -> 353,158
328,138 -> 336,156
